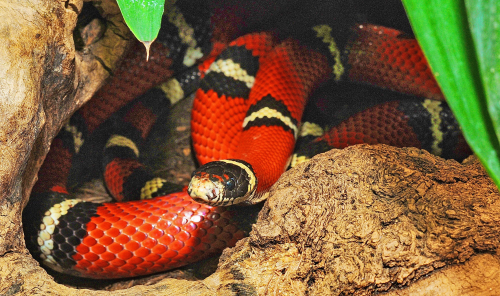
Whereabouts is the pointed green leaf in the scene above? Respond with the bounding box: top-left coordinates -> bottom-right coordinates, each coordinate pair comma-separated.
116,0 -> 164,58
466,0 -> 500,142
402,0 -> 500,188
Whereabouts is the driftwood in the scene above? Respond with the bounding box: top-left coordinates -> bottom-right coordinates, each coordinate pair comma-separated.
1,0 -> 500,294
207,145 -> 500,295
0,0 -> 132,293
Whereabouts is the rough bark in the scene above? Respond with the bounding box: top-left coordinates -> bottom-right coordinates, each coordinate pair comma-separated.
1,0 -> 500,294
0,0 -> 131,293
206,145 -> 500,295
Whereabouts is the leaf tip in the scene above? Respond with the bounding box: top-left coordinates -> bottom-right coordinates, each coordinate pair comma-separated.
142,40 -> 155,61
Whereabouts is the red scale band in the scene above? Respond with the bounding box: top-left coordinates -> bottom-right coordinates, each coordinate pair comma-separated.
347,24 -> 444,100
71,192 -> 244,279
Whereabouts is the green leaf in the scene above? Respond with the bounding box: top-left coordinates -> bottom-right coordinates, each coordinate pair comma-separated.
402,0 -> 500,188
116,0 -> 165,59
466,1 -> 500,142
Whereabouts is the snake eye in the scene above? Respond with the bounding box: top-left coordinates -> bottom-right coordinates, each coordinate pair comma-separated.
226,178 -> 236,191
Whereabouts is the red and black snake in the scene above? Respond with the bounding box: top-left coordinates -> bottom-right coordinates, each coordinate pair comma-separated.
24,0 -> 471,279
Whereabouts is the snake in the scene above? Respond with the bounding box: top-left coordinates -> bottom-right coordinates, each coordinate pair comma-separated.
23,0 -> 471,279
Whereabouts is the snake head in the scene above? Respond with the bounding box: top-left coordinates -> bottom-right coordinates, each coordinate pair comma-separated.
187,159 -> 257,206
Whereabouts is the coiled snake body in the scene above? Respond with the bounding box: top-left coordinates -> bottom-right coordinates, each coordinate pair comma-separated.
24,1 -> 471,279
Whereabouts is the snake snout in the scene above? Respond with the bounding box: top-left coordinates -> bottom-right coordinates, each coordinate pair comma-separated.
188,173 -> 224,205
